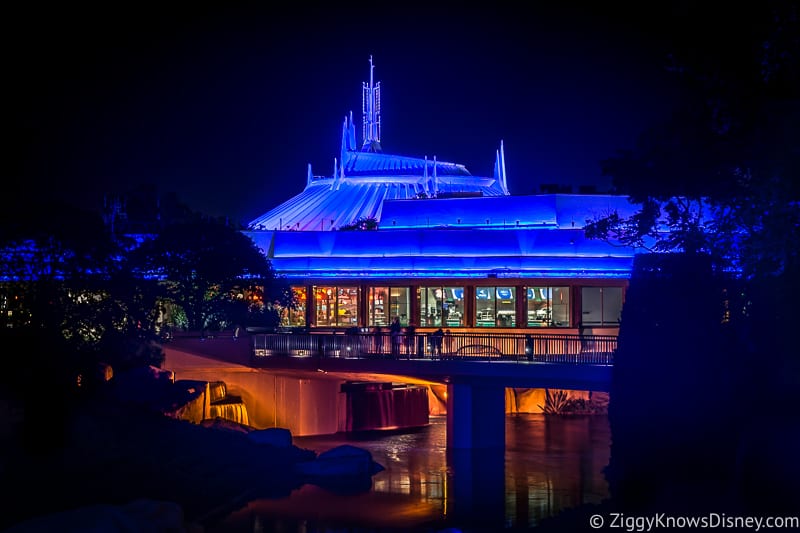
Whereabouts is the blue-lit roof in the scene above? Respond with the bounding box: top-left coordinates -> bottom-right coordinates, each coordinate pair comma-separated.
247,171 -> 508,232
342,150 -> 472,177
379,194 -> 642,229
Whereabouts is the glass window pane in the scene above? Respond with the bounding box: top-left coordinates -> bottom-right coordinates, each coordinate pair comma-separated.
551,287 -> 570,327
444,286 -> 464,327
496,287 -> 515,327
337,287 -> 359,326
391,287 -> 410,327
419,286 -> 465,327
286,286 -> 306,327
369,287 -> 389,326
581,287 -> 603,326
420,287 -> 442,327
476,287 -> 496,327
602,287 -> 623,324
526,286 -> 569,327
526,286 -> 549,326
315,286 -> 335,326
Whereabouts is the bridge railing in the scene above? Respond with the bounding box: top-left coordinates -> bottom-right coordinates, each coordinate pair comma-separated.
252,332 -> 616,364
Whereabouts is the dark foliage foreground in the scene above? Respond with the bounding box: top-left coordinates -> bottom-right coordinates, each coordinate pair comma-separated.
608,254 -> 800,513
1,376 -> 316,532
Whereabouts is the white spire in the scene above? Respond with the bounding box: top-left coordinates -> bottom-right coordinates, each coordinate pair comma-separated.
336,161 -> 345,190
348,110 -> 356,150
361,55 -> 382,152
500,140 -> 509,194
341,115 -> 349,157
433,155 -> 439,197
424,155 -> 432,197
495,140 -> 510,195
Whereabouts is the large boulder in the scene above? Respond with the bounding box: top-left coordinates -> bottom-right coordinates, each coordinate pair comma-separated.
248,427 -> 293,448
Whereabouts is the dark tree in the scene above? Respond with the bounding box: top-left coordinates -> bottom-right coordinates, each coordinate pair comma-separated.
127,214 -> 293,333
0,201 -> 133,450
587,2 -> 799,273
593,2 -> 800,515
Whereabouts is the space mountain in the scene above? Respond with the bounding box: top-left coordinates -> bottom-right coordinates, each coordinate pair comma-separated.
248,57 -> 510,233
244,58 -> 645,281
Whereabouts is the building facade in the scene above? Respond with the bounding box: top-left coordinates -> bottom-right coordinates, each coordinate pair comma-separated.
244,58 -> 646,336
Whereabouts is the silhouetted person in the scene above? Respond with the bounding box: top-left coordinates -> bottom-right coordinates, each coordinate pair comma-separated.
525,334 -> 534,361
432,327 -> 444,357
390,316 -> 402,357
346,326 -> 360,356
374,325 -> 384,354
405,323 -> 416,358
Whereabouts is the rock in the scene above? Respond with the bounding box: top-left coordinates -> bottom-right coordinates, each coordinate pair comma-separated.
200,417 -> 252,434
247,427 -> 293,448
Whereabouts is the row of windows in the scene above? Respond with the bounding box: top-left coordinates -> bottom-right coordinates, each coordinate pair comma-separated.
280,285 -> 623,329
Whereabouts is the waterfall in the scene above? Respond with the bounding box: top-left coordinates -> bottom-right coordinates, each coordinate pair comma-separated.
208,381 -> 227,403
208,380 -> 250,426
342,382 -> 429,432
209,397 -> 250,426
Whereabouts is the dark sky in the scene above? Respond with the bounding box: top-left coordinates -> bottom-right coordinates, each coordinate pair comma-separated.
9,3 -> 694,224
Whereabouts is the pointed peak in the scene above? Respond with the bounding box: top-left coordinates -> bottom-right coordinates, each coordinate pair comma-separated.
495,139 -> 509,195
361,56 -> 382,153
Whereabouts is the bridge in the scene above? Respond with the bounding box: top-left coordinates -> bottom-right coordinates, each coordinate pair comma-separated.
162,331 -> 615,450
250,331 -> 613,389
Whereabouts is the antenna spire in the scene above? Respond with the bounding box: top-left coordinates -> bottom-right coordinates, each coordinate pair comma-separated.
361,55 -> 382,152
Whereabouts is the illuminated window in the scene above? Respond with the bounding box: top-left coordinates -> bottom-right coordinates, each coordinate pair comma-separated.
526,286 -> 570,327
475,286 -> 516,327
281,286 -> 306,327
368,287 -> 410,326
418,286 -> 464,327
581,287 -> 623,326
314,286 -> 360,327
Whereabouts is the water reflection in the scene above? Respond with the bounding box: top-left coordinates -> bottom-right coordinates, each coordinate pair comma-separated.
209,413 -> 610,532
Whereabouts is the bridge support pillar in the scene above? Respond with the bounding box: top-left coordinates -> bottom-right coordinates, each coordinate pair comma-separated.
446,382 -> 505,449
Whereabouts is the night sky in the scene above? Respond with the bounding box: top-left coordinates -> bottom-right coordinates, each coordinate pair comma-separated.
8,3 -> 710,224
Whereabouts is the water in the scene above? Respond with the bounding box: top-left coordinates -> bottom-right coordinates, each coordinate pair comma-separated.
208,413 -> 610,532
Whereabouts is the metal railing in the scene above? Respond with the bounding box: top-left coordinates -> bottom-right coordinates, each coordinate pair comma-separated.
252,332 -> 616,364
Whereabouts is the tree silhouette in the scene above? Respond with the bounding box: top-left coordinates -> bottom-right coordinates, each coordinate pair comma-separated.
127,214 -> 292,332
596,2 -> 800,515
587,2 -> 799,275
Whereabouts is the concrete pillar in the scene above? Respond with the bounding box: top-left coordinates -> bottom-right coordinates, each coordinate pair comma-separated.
446,382 -> 506,449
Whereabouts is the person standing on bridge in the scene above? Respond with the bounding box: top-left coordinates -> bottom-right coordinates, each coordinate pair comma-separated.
374,325 -> 384,354
404,322 -> 416,358
525,334 -> 534,362
390,316 -> 402,358
431,327 -> 444,358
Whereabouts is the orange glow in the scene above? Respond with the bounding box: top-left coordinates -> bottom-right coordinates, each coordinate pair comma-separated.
216,484 -> 441,530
